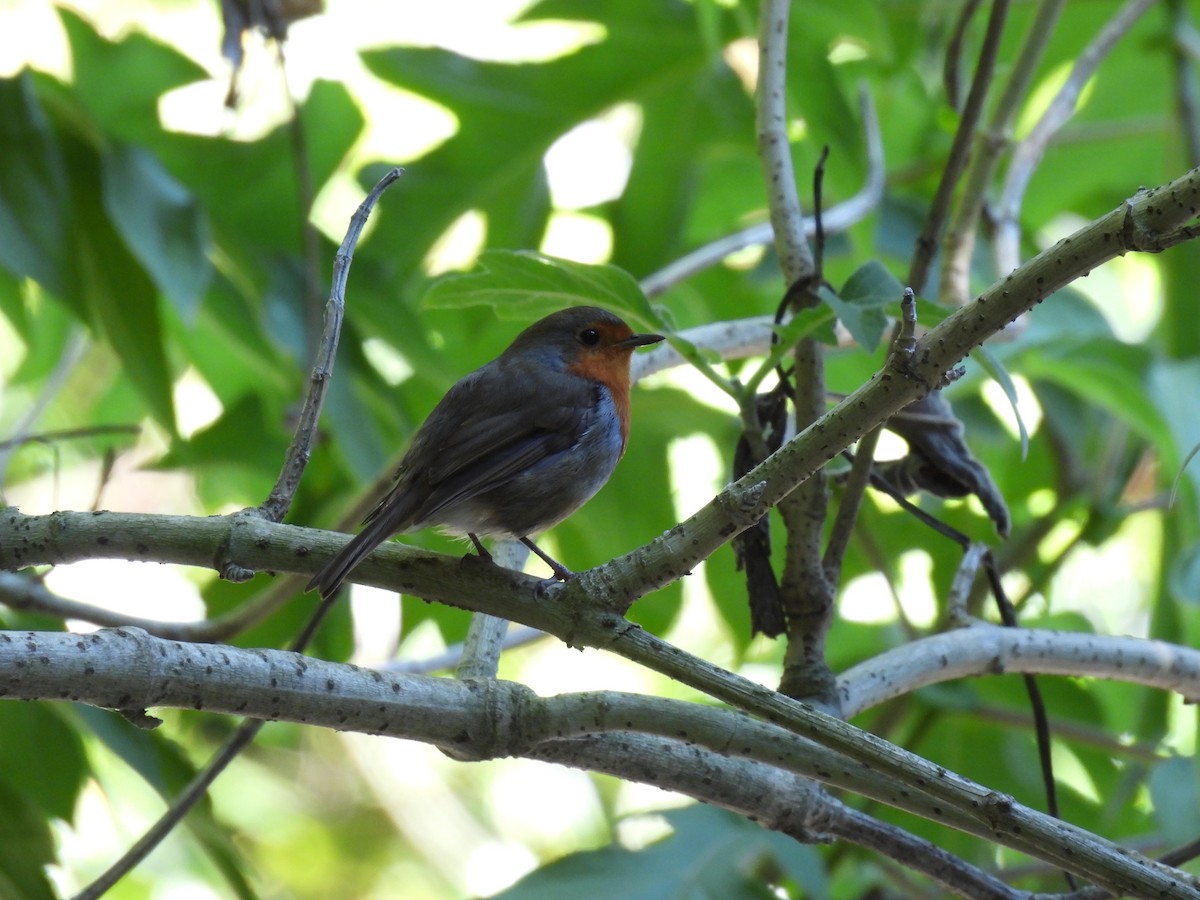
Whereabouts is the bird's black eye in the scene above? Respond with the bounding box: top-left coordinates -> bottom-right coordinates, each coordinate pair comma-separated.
579,328 -> 601,346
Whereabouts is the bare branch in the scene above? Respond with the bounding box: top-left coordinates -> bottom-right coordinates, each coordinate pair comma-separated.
994,0 -> 1157,275
832,804 -> 1020,899
756,0 -> 814,282
536,736 -> 1023,899
455,540 -> 529,680
822,427 -> 880,584
257,167 -> 404,524
389,625 -> 546,675
943,0 -> 986,111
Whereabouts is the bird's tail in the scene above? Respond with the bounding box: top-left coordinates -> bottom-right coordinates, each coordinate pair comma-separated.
305,515 -> 405,599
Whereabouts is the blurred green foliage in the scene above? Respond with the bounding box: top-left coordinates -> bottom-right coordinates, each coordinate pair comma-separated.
1,0 -> 1199,896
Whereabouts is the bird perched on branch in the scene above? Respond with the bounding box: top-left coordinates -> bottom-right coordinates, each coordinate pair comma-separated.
307,306 -> 665,598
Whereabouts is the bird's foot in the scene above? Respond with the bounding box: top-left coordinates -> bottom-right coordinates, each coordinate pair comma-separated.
520,536 -> 574,581
463,535 -> 492,564
533,577 -> 563,600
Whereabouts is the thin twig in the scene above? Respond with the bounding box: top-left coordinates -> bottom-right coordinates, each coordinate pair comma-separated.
455,540 -> 529,680
389,625 -> 546,675
258,167 -> 404,524
944,0 -> 986,111
909,0 -> 1011,295
0,573 -> 192,633
72,586 -> 343,900
0,424 -> 141,452
939,0 -> 1067,305
831,804 -> 1020,899
823,426 -> 879,583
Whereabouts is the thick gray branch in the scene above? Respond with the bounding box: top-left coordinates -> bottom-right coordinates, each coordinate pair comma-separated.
4,627 -> 1197,897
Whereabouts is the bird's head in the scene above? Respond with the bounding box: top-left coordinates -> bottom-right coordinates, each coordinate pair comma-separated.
503,306 -> 664,388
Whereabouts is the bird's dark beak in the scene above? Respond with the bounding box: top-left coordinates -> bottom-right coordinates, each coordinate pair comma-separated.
622,332 -> 666,349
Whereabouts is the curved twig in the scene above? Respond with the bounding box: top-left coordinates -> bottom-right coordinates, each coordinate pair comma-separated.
993,0 -> 1157,275
258,167 -> 404,524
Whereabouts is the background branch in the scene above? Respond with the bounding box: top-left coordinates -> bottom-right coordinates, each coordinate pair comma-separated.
908,0 -> 1010,295
939,0 -> 1067,306
755,0 -> 814,280
640,86 -> 882,299
993,0 -> 1157,274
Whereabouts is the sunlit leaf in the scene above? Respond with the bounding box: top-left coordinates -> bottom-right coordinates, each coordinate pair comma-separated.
0,777 -> 56,900
76,707 -> 257,899
497,805 -> 826,900
0,705 -> 87,822
0,74 -> 71,297
65,138 -> 177,432
424,250 -> 660,329
971,344 -> 1030,460
102,144 -> 213,323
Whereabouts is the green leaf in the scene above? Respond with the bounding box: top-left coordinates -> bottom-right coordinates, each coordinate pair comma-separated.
840,259 -> 906,309
1150,359 -> 1200,503
159,393 -> 285,472
1168,542 -> 1200,606
0,776 -> 56,900
971,344 -> 1029,460
1020,340 -> 1170,458
745,307 -> 837,392
1,69 -> 178,431
423,250 -> 660,329
496,805 -> 826,900
822,259 -> 905,352
0,704 -> 88,821
65,137 -> 177,432
77,706 -> 257,899
59,8 -> 209,146
361,4 -> 720,321
822,287 -> 883,353
610,63 -> 755,277
0,74 -> 71,298
775,305 -> 838,349
1149,757 -> 1200,843
102,144 -> 213,323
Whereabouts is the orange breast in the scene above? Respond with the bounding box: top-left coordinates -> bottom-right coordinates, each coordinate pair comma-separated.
568,348 -> 634,455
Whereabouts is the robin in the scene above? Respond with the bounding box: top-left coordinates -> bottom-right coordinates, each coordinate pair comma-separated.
306,305 -> 665,598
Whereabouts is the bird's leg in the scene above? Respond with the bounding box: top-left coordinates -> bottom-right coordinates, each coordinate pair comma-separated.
467,533 -> 494,564
519,537 -> 575,581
